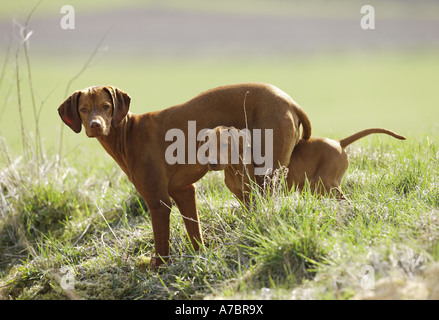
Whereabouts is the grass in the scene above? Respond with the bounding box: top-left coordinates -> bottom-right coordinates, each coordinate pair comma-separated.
1,132 -> 438,299
0,3 -> 438,301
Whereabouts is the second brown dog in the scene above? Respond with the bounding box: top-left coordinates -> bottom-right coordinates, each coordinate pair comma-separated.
204,127 -> 406,201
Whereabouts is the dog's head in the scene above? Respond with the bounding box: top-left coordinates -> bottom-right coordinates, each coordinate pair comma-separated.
200,126 -> 250,171
58,86 -> 131,138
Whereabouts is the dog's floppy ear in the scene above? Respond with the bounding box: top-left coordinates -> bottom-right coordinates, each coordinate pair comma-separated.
58,91 -> 82,133
227,126 -> 252,164
225,126 -> 241,151
104,86 -> 131,127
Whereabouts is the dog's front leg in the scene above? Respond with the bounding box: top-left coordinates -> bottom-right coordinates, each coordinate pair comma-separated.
169,184 -> 203,251
144,195 -> 172,268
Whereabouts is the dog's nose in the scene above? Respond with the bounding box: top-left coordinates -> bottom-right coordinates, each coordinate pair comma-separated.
90,120 -> 102,129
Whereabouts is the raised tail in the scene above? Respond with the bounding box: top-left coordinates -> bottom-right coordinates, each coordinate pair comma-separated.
339,128 -> 406,149
292,103 -> 312,141
300,108 -> 312,140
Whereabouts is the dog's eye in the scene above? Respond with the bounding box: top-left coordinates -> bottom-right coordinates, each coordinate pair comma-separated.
102,104 -> 111,110
79,107 -> 87,113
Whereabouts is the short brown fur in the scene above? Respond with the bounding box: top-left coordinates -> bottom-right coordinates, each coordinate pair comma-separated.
58,83 -> 311,267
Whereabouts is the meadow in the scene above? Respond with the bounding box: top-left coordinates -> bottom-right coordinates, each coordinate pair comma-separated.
0,1 -> 439,300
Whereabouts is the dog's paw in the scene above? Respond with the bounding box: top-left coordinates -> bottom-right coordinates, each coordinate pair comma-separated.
149,256 -> 167,269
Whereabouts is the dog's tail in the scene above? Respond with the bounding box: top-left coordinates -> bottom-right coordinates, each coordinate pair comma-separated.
300,108 -> 312,141
292,104 -> 312,141
339,128 -> 406,149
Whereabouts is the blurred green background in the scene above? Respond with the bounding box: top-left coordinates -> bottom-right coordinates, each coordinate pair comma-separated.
0,0 -> 438,158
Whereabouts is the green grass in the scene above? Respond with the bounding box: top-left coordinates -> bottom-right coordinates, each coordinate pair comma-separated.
1,133 -> 438,299
0,4 -> 438,299
1,51 -> 439,300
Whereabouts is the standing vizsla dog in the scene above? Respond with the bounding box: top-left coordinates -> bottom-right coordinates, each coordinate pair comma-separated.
204,126 -> 406,201
58,83 -> 311,267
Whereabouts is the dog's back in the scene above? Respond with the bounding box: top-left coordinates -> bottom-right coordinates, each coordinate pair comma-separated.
288,137 -> 348,193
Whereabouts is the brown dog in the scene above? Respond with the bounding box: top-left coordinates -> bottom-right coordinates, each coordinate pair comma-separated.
204,127 -> 406,201
58,83 -> 311,267
200,126 -> 255,205
288,128 -> 406,199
